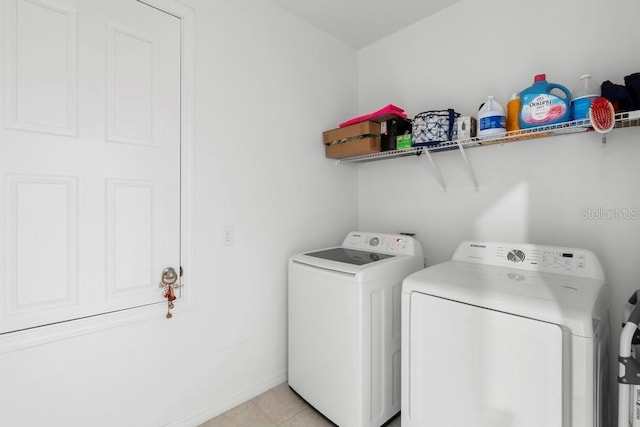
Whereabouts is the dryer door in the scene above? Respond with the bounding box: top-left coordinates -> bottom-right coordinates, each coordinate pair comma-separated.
404,293 -> 566,427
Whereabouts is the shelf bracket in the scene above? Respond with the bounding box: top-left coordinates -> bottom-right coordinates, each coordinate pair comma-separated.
422,149 -> 447,192
457,143 -> 479,191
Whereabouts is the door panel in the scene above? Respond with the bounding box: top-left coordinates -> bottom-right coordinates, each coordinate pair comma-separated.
1,0 -> 181,333
107,25 -> 155,145
4,0 -> 78,136
5,174 -> 78,312
106,179 -> 156,298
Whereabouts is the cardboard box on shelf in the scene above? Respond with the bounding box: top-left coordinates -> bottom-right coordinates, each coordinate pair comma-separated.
323,121 -> 381,159
323,121 -> 381,145
325,137 -> 381,159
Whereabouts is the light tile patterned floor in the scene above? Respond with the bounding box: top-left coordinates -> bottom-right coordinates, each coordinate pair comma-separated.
198,382 -> 402,427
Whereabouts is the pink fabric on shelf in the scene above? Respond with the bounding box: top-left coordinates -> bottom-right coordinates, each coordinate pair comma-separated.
339,104 -> 408,127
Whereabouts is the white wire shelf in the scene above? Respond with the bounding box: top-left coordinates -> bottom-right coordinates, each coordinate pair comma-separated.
336,110 -> 640,165
334,110 -> 640,191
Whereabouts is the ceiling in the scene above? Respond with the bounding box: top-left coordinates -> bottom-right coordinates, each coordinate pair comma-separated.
268,0 -> 459,49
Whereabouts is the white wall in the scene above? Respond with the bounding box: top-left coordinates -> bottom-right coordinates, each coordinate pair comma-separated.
187,0 -> 359,420
0,1 -> 358,426
357,0 -> 640,423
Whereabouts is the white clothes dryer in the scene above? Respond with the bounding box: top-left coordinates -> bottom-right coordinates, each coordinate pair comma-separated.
402,241 -> 610,427
288,231 -> 424,427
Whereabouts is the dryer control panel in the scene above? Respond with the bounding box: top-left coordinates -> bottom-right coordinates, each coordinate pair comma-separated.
342,231 -> 418,256
452,241 -> 604,280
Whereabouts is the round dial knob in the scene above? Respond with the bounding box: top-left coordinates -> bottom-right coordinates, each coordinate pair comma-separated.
507,249 -> 525,263
369,237 -> 379,246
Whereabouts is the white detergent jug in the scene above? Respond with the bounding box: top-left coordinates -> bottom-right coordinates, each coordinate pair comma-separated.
478,96 -> 506,137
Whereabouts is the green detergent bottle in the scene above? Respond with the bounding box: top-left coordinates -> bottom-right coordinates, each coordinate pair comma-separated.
519,74 -> 572,129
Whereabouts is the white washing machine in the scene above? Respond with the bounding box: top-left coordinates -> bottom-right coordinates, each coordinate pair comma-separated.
402,241 -> 610,427
288,231 -> 424,427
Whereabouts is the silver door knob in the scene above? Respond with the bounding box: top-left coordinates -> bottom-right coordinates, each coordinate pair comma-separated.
160,267 -> 178,287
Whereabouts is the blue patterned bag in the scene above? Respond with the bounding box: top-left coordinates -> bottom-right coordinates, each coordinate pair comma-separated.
412,109 -> 459,146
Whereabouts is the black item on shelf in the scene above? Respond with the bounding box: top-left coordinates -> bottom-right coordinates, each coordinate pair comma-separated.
624,72 -> 640,110
601,80 -> 635,112
381,117 -> 412,151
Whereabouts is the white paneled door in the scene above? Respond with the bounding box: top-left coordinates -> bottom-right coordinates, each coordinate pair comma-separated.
0,0 -> 181,333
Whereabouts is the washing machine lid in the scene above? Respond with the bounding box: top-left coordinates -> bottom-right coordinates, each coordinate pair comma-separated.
305,247 -> 394,265
291,246 -> 400,276
403,260 -> 606,337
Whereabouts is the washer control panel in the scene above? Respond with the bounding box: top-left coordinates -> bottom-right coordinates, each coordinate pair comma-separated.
342,231 -> 417,255
452,241 -> 603,279
539,249 -> 588,271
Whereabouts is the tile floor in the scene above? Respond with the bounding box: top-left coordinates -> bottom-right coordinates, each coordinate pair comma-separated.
198,382 -> 401,427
